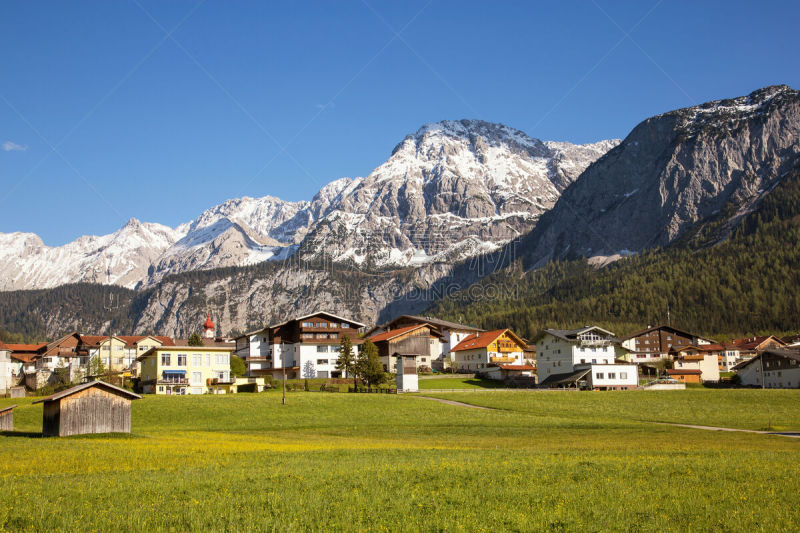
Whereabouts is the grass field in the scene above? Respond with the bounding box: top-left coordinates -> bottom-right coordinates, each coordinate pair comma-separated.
416,376 -> 507,389
1,389 -> 799,531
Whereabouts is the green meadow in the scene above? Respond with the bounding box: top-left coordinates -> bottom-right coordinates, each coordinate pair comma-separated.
1,390 -> 799,532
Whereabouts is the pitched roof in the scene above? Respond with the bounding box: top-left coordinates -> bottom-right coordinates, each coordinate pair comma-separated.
32,381 -> 141,403
730,335 -> 786,351
451,329 -> 526,352
116,335 -> 175,346
621,325 -> 714,343
4,343 -> 47,352
392,315 -> 483,332
0,405 -> 17,414
762,347 -> 800,363
367,324 -> 432,343
538,368 -> 591,387
537,326 -> 618,343
268,311 -> 366,329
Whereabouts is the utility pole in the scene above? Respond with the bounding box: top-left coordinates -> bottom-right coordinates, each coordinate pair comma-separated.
666,303 -> 671,327
104,292 -> 120,385
282,364 -> 287,405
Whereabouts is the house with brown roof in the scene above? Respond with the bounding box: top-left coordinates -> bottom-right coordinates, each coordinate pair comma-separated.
366,315 -> 483,371
668,344 -> 720,382
450,329 -> 528,376
621,325 -> 714,363
367,323 -> 442,372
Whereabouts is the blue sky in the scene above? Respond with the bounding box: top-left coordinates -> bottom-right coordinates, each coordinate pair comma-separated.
1,0 -> 798,245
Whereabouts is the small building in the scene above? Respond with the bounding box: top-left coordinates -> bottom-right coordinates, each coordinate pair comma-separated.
33,381 -> 141,437
0,405 -> 16,431
367,323 -> 441,372
484,364 -> 536,381
366,315 -> 484,371
396,354 -> 419,392
669,345 -> 720,382
0,344 -> 13,394
666,368 -> 702,384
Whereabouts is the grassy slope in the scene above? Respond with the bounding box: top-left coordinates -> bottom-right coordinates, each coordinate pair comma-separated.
1,391 -> 799,531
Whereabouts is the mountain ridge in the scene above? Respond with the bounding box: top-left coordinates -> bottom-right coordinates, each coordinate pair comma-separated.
0,119 -> 617,290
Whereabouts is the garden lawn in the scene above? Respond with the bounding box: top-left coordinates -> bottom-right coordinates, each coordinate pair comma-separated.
1,390 -> 799,531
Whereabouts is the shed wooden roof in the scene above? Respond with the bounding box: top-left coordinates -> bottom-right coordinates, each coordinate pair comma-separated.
0,405 -> 17,415
33,381 -> 141,403
367,324 -> 432,343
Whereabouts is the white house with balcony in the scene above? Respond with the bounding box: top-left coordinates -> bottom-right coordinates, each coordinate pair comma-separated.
235,312 -> 366,379
535,326 -> 638,390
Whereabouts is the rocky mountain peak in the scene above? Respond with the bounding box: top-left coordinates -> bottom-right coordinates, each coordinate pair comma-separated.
520,85 -> 800,268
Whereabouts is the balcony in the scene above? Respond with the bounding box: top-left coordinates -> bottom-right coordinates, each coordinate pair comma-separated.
579,339 -> 611,347
490,356 -> 516,364
157,378 -> 188,385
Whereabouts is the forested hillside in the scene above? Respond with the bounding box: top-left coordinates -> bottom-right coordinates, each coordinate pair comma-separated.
426,167 -> 800,340
0,284 -> 137,342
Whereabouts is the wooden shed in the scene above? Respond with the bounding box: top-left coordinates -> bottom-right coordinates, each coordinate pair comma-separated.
33,381 -> 141,437
0,405 -> 16,431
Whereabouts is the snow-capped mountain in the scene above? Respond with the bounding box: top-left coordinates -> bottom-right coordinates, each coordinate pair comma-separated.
0,120 -> 618,290
0,219 -> 182,290
294,120 -> 618,267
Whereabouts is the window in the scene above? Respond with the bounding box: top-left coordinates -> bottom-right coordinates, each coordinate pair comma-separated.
177,354 -> 187,366
592,359 -> 597,364
580,359 -> 586,364
114,345 -> 123,352
192,355 -> 203,366
317,345 -> 329,352
596,373 -> 604,379
421,358 -> 427,363
317,359 -> 329,365
206,355 -> 211,366
330,345 -> 340,352
342,323 -> 349,329
161,353 -> 171,366
621,372 -> 628,379
608,373 -> 616,379
215,354 -> 228,365
302,333 -> 314,339
158,386 -> 164,392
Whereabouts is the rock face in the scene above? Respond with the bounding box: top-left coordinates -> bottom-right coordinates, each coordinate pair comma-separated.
520,85 -> 800,267
0,120 -> 617,290
295,120 -> 618,267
